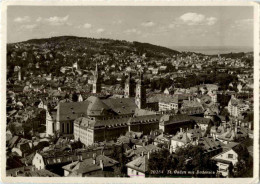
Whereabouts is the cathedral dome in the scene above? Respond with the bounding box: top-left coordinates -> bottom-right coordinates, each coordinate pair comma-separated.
86,96 -> 110,116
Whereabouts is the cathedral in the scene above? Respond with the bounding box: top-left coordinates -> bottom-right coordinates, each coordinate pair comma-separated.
45,64 -> 197,146
48,64 -> 151,138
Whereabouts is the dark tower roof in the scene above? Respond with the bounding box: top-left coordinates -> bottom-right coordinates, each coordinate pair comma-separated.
126,71 -> 134,84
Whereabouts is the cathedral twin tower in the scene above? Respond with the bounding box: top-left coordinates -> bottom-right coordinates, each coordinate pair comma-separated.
92,63 -> 146,109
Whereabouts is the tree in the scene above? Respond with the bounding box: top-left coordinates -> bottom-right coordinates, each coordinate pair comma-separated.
111,144 -> 128,176
148,148 -> 170,176
232,144 -> 253,177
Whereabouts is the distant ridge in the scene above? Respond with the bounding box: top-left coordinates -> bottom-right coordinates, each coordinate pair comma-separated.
9,36 -> 181,58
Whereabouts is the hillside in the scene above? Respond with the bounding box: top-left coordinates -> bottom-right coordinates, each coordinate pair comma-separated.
7,36 -> 183,75
9,36 -> 180,57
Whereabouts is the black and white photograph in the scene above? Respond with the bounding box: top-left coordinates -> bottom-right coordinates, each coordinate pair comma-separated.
1,1 -> 259,183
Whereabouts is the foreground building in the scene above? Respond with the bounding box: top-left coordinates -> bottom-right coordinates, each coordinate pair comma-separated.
126,155 -> 148,178
212,143 -> 240,177
62,154 -> 119,177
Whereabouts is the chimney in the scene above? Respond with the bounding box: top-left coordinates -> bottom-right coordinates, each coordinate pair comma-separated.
141,151 -> 144,157
147,151 -> 150,160
235,125 -> 238,134
93,157 -> 96,165
100,159 -> 104,170
170,147 -> 173,154
180,128 -> 182,133
93,153 -> 96,164
18,68 -> 21,81
249,122 -> 252,130
15,170 -> 19,176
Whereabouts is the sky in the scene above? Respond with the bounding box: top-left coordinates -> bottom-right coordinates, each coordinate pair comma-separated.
7,6 -> 254,49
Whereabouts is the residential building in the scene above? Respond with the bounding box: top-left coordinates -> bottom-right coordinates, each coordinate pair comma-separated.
126,154 -> 149,178
62,154 -> 119,177
212,144 -> 239,177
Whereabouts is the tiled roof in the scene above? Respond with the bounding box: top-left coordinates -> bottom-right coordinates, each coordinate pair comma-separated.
134,108 -> 156,116
190,116 -> 212,125
126,155 -> 148,173
160,114 -> 192,126
212,158 -> 232,165
63,155 -> 118,174
198,136 -> 223,152
102,97 -> 137,115
22,169 -> 60,177
172,132 -> 191,143
181,132 -> 191,143
204,108 -> 216,116
87,96 -> 110,116
129,115 -> 161,125
217,129 -> 236,141
125,144 -> 161,158
147,94 -> 187,103
57,101 -> 89,122
57,96 -> 137,121
179,106 -> 204,115
75,114 -> 161,130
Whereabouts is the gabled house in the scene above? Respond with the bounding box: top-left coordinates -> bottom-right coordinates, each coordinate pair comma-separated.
212,144 -> 239,177
126,154 -> 149,178
62,154 -> 119,177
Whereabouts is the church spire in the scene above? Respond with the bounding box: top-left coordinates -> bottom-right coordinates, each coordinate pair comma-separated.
93,62 -> 101,94
135,70 -> 146,109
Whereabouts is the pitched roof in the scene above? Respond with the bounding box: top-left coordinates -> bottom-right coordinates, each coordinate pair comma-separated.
57,96 -> 137,121
62,155 -> 118,174
182,99 -> 203,108
87,96 -> 110,116
217,129 -> 236,141
22,169 -> 60,177
125,144 -> 161,158
179,106 -> 204,115
181,132 -> 191,143
126,155 -> 148,173
129,114 -> 161,125
160,114 -> 192,126
190,116 -> 212,124
147,94 -> 187,103
102,97 -> 137,115
134,108 -> 156,116
198,136 -> 223,152
57,101 -> 89,122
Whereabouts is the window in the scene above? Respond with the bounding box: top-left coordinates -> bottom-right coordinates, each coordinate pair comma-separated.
228,154 -> 233,159
136,171 -> 139,176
